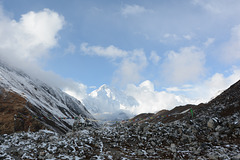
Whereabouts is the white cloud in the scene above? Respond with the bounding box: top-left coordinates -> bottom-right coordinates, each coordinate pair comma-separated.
166,87 -> 182,92
192,0 -> 240,15
89,86 -> 97,89
0,7 -> 64,62
124,68 -> 240,114
125,80 -> 195,114
162,33 -> 193,43
0,8 -> 64,63
192,0 -> 221,14
113,49 -> 148,86
163,33 -> 179,40
64,43 -> 76,54
63,83 -> 88,100
163,33 -> 193,41
166,84 -> 194,93
204,38 -> 215,47
81,42 -> 148,86
183,35 -> 192,40
221,24 -> 240,62
80,43 -> 128,59
191,68 -> 240,101
121,4 -> 148,16
162,46 -> 205,84
149,51 -> 161,65
166,68 -> 240,102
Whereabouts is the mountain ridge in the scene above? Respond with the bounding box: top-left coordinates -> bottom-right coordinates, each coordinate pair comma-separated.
0,61 -> 96,134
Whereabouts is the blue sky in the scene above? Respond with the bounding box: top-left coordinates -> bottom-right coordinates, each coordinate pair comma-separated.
1,0 -> 240,113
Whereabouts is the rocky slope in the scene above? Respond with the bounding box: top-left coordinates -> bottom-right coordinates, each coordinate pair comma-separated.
0,116 -> 239,159
0,61 -> 96,134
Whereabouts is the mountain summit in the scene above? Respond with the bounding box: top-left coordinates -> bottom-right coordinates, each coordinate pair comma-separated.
83,84 -> 138,122
0,61 -> 95,134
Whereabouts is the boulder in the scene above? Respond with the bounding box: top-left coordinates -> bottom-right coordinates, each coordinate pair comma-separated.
207,119 -> 215,129
207,152 -> 218,160
232,154 -> 240,160
137,149 -> 144,156
170,143 -> 176,153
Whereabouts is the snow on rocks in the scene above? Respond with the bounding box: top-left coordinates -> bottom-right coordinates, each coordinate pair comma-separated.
0,110 -> 240,160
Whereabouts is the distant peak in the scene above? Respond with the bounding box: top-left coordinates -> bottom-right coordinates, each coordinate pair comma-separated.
99,84 -> 108,89
98,84 -> 113,92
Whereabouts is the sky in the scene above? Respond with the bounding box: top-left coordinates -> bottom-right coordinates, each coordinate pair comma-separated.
1,0 -> 240,114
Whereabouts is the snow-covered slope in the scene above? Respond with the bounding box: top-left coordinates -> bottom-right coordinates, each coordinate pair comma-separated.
0,61 -> 95,133
83,84 -> 138,121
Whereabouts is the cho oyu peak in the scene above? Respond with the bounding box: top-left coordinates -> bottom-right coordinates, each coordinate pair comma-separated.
83,84 -> 139,122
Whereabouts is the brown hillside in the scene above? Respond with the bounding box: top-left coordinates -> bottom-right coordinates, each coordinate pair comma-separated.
0,88 -> 45,134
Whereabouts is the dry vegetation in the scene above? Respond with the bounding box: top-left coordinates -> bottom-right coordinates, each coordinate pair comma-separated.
0,88 -> 45,134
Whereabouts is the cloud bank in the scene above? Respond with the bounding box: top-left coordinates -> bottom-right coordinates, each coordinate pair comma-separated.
192,0 -> 240,15
80,43 -> 128,59
123,67 -> 240,114
0,8 -> 64,62
187,68 -> 240,101
125,80 -> 195,114
162,46 -> 205,84
113,49 -> 147,86
121,4 -> 148,16
149,51 -> 161,65
221,24 -> 240,63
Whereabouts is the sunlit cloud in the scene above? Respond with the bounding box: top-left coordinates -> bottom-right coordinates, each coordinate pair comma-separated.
80,43 -> 128,59
80,43 -> 148,86
149,51 -> 161,65
64,43 -> 76,55
0,8 -> 64,63
121,4 -> 149,16
162,46 -> 205,84
221,24 -> 240,63
204,38 -> 215,47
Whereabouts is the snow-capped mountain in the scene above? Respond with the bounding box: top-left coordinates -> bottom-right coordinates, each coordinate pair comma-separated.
83,84 -> 139,121
0,61 -> 95,134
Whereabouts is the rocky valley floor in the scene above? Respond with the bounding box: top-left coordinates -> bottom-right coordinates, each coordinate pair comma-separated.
0,112 -> 239,160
